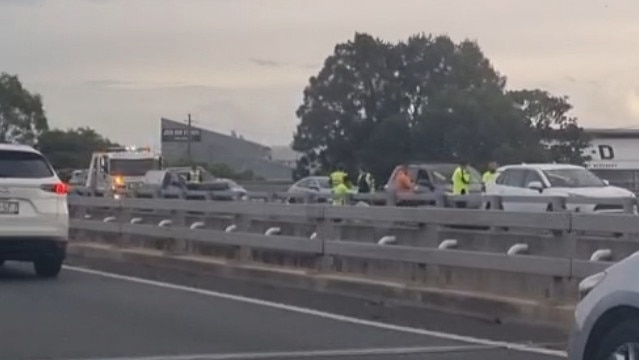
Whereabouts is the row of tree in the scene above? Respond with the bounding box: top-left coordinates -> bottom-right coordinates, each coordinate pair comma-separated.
292,33 -> 590,181
0,73 -> 112,169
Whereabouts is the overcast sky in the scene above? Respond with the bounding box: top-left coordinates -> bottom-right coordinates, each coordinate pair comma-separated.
1,0 -> 638,148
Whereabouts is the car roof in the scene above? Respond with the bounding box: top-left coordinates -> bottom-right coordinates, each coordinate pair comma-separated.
406,163 -> 457,167
498,163 -> 585,171
404,163 -> 478,170
298,176 -> 328,181
0,143 -> 40,154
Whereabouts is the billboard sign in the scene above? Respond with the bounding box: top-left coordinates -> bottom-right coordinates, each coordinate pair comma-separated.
161,128 -> 201,142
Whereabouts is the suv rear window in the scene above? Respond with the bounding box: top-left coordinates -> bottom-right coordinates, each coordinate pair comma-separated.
0,150 -> 54,178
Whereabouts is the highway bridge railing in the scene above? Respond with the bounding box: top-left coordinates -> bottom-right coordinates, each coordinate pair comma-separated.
67,194 -> 639,321
68,185 -> 639,212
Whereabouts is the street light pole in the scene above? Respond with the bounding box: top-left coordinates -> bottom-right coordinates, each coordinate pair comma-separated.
186,113 -> 192,164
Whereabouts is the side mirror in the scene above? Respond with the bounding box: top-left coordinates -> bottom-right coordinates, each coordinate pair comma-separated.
527,181 -> 544,192
603,179 -> 610,186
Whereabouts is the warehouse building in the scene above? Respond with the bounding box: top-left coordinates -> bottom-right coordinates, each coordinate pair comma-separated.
160,117 -> 295,180
584,128 -> 639,192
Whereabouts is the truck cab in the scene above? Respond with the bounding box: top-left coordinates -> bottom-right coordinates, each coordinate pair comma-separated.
85,146 -> 163,196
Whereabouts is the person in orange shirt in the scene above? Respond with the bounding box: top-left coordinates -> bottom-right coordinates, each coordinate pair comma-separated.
394,164 -> 414,192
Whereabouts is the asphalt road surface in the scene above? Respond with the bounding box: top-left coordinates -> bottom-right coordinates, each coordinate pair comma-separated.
1,260 -> 569,360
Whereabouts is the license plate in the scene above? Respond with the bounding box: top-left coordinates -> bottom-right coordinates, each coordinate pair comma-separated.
0,201 -> 19,214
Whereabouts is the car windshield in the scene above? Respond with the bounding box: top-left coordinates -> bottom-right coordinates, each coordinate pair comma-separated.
110,159 -> 161,177
543,168 -> 606,188
429,165 -> 482,185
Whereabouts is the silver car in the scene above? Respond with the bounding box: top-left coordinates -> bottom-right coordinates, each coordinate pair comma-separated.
286,176 -> 331,203
568,253 -> 639,359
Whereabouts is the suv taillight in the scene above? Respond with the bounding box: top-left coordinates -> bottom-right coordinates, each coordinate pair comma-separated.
41,183 -> 68,195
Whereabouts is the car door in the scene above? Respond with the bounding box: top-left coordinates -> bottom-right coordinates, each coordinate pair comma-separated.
415,169 -> 435,193
496,168 -> 527,211
521,169 -> 547,212
307,178 -> 322,193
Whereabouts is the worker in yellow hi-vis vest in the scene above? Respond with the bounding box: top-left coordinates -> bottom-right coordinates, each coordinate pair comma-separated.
451,160 -> 471,208
332,174 -> 352,206
329,165 -> 347,189
482,161 -> 498,192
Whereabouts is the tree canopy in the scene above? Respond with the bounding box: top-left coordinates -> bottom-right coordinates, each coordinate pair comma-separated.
292,33 -> 589,180
0,73 -> 49,145
37,127 -> 119,170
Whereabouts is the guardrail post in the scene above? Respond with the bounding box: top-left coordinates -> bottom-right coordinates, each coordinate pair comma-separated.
233,213 -> 253,262
314,205 -> 334,273
385,192 -> 397,206
118,201 -> 137,248
163,202 -> 188,255
434,193 -> 447,208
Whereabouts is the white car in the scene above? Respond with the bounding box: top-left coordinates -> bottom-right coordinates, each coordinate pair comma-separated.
0,144 -> 68,278
568,253 -> 639,359
485,164 -> 635,213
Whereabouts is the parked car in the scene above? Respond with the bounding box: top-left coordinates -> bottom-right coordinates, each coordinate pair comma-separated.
68,169 -> 88,186
0,144 -> 68,278
384,163 -> 483,207
205,178 -> 248,200
485,164 -> 635,213
286,176 -> 332,203
568,253 -> 639,359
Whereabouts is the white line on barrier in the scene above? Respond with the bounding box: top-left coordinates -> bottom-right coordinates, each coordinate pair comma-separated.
64,266 -> 568,358
57,344 -> 499,360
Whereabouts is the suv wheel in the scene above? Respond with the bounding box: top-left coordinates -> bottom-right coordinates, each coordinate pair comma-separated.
593,319 -> 639,360
33,257 -> 63,278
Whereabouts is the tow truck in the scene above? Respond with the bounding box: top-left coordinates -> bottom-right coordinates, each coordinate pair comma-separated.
84,146 -> 163,197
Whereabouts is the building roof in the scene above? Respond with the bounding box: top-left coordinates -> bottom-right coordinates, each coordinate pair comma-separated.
161,118 -> 270,151
585,128 -> 639,138
270,146 -> 302,162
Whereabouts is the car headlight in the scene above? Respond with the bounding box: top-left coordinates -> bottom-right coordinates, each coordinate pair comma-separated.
578,272 -> 606,300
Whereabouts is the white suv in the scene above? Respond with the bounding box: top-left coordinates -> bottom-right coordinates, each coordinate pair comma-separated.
0,144 -> 68,278
485,163 -> 635,213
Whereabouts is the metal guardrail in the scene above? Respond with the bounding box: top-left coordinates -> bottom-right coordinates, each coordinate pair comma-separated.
67,195 -> 633,277
69,195 -> 637,328
69,185 -> 639,212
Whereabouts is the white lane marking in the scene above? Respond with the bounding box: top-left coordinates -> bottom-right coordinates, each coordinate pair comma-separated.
64,266 -> 568,358
59,345 -> 498,360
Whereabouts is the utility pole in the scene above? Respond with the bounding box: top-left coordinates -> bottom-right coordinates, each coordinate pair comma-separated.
186,113 -> 192,164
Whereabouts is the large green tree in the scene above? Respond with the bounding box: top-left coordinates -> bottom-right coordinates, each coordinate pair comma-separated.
37,127 -> 119,169
292,33 -> 589,181
0,73 -> 49,145
509,89 -> 591,164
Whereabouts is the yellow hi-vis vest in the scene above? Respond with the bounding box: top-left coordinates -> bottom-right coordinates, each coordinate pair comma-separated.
451,166 -> 470,195
330,171 -> 347,188
332,182 -> 350,205
482,170 -> 497,185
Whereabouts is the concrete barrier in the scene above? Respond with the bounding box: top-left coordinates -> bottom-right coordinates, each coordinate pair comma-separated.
67,195 -> 637,329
